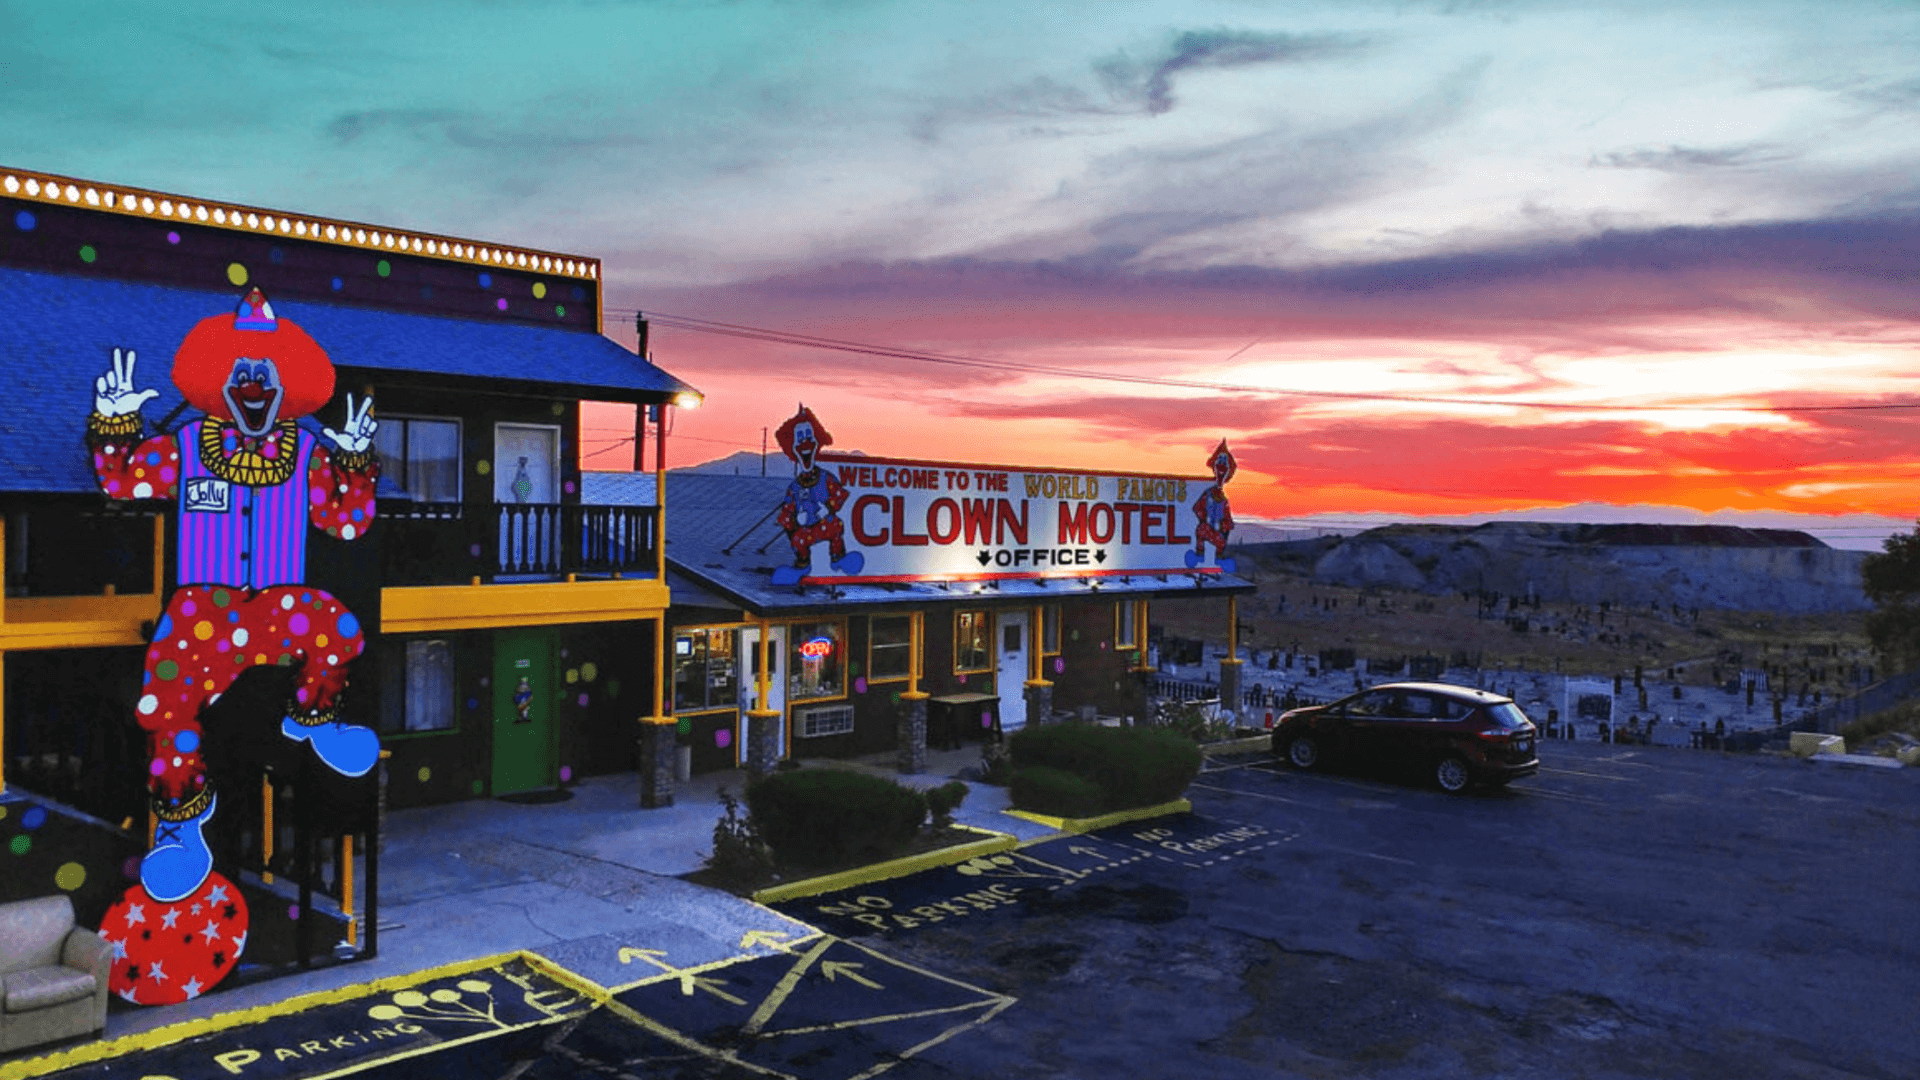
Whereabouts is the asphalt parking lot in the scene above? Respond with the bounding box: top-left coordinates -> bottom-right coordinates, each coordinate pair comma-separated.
781,741 -> 1920,1079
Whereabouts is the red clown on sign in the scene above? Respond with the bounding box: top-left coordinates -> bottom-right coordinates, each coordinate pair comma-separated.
85,288 -> 379,1003
770,405 -> 864,585
1185,439 -> 1237,574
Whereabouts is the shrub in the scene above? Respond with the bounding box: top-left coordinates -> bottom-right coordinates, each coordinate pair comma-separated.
924,780 -> 969,827
1009,765 -> 1106,819
1009,723 -> 1201,812
703,787 -> 774,888
746,769 -> 927,869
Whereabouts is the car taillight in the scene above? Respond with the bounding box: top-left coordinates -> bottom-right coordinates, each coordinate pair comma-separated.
1475,729 -> 1508,741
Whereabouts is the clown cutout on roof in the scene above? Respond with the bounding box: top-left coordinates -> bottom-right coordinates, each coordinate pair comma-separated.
1186,439 -> 1237,575
770,405 -> 863,586
85,289 -> 378,1002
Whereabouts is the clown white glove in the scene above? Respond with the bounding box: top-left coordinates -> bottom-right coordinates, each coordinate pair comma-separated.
323,393 -> 377,455
94,348 -> 158,418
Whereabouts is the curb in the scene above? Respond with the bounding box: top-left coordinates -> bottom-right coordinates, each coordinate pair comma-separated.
750,826 -> 1019,904
1201,735 -> 1273,756
1003,798 -> 1192,836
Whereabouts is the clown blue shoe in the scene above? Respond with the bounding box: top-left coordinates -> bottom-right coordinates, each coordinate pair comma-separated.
1218,556 -> 1237,574
830,551 -> 865,575
282,715 -> 381,777
771,565 -> 807,586
143,792 -> 216,903
1184,549 -> 1202,569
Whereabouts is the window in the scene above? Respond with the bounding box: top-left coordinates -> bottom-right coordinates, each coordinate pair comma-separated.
379,639 -> 456,735
788,620 -> 846,701
373,416 -> 461,501
672,627 -> 738,713
954,610 -> 992,673
1041,604 -> 1062,655
868,615 -> 913,683
1115,600 -> 1140,648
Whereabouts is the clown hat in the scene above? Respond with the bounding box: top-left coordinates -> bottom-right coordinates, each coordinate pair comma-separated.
233,287 -> 276,331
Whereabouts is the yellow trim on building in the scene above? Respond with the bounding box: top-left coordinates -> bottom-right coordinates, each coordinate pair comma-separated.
380,578 -> 670,633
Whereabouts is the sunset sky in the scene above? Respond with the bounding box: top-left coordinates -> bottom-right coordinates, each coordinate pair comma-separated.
7,1 -> 1920,547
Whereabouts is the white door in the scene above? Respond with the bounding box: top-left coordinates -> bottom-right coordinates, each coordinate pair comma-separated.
997,611 -> 1029,733
495,424 -> 560,572
738,626 -> 788,764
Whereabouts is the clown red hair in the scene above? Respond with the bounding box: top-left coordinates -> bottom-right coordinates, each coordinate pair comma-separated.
171,304 -> 335,423
774,405 -> 832,461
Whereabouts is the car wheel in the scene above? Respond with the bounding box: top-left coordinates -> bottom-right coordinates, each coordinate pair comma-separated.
1435,755 -> 1472,793
1287,735 -> 1320,770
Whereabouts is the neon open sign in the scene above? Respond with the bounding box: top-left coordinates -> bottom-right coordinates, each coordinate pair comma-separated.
798,636 -> 834,659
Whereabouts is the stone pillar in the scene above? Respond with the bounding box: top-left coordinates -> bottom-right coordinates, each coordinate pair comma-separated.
1218,659 -> 1243,722
746,709 -> 782,783
638,720 -> 676,809
1023,681 -> 1054,729
896,692 -> 929,774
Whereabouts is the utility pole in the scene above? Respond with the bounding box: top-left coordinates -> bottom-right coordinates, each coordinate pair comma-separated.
632,311 -> 650,472
761,427 -> 768,475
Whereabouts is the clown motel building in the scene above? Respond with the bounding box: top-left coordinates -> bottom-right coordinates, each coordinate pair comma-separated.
0,167 -> 703,988
602,431 -> 1255,781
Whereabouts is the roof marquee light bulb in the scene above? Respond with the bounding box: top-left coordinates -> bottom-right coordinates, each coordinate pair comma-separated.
66,184 -> 80,201
141,197 -> 155,213
160,200 -> 174,216
84,188 -> 99,206
196,205 -> 209,221
3,176 -> 17,194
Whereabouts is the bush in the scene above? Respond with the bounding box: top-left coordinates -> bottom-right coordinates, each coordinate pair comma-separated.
1009,765 -> 1106,819
746,769 -> 927,869
1008,723 -> 1201,813
924,780 -> 969,827
703,787 -> 774,888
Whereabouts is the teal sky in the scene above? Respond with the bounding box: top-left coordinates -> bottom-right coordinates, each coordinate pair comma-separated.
8,1 -> 1920,543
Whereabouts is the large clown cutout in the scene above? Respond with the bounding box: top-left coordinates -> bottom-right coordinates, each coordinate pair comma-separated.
85,288 -> 379,1003
1186,439 -> 1237,574
770,405 -> 863,586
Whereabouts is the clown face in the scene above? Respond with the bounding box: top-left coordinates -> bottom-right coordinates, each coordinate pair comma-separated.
792,420 -> 819,470
222,358 -> 284,437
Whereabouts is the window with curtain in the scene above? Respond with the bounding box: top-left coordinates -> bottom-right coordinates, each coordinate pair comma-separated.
378,638 -> 456,734
373,416 -> 461,501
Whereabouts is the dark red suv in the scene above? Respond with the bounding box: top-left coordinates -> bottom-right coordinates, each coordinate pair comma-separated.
1271,681 -> 1539,793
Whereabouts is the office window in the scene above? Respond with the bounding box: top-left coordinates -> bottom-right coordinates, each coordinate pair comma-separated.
672,628 -> 738,713
1115,600 -> 1140,649
955,610 -> 992,673
379,639 -> 456,735
373,416 -> 461,501
788,620 -> 846,701
869,615 -> 913,683
1041,604 -> 1062,655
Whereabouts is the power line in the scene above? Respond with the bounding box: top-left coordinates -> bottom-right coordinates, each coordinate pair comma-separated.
610,306 -> 1920,415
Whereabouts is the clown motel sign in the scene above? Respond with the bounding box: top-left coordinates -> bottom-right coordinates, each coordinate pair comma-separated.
803,452 -> 1217,582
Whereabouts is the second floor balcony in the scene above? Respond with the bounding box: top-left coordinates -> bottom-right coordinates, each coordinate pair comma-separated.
378,501 -> 659,586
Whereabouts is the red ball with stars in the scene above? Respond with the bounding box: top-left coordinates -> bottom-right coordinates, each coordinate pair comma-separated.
101,872 -> 250,1005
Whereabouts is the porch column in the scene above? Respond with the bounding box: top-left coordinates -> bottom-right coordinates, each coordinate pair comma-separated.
897,611 -> 929,774
746,617 -> 781,782
1217,594 -> 1243,721
1023,603 -> 1053,728
640,614 -> 675,807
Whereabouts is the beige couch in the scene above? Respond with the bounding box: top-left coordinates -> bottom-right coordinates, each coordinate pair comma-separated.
0,895 -> 112,1053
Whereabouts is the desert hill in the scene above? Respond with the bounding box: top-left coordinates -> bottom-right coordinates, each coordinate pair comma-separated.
1242,521 -> 1872,614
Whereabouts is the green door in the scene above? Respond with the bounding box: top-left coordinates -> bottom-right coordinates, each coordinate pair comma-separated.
493,629 -> 553,794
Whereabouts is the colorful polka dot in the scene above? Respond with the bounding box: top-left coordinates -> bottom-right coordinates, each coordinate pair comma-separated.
226,263 -> 248,286
56,863 -> 87,890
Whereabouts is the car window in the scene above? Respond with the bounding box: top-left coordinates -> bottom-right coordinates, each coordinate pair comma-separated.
1435,697 -> 1473,720
1345,690 -> 1393,717
1484,702 -> 1532,729
1400,692 -> 1438,719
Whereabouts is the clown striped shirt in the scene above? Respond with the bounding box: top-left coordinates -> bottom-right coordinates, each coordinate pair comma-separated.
176,419 -> 316,589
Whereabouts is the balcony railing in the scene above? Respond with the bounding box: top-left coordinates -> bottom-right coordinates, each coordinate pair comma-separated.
378,501 -> 659,586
